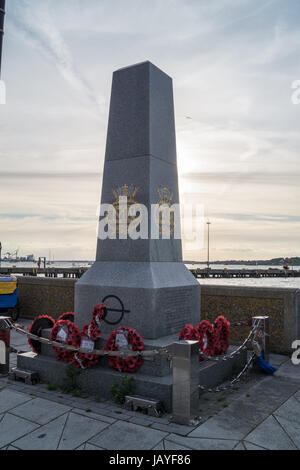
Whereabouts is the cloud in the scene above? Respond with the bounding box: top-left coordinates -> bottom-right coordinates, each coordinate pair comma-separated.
181,171 -> 300,187
8,0 -> 102,111
211,213 -> 300,223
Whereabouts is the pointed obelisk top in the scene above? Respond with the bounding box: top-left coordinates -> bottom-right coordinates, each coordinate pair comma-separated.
104,61 -> 177,165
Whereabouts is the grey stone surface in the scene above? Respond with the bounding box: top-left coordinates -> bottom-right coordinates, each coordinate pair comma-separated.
72,408 -> 117,424
13,414 -> 68,450
151,422 -> 194,436
245,416 -> 297,450
75,262 -> 200,338
1,351 -> 300,450
234,442 -> 245,450
188,414 -> 248,441
0,413 -> 38,448
104,61 -> 176,165
198,345 -> 247,388
75,61 -> 200,337
13,412 -> 109,450
163,440 -> 191,450
17,343 -> 247,414
275,415 -> 300,449
78,442 -> 104,450
89,420 -> 167,450
243,441 -> 266,450
57,412 -> 110,450
17,352 -> 174,411
274,396 -> 300,423
0,389 -> 33,414
97,158 -> 182,263
10,397 -> 71,425
274,360 -> 300,383
152,440 -> 164,450
165,434 -> 239,450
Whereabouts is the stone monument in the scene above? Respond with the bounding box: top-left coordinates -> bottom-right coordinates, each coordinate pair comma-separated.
75,61 -> 200,338
17,61 -> 202,410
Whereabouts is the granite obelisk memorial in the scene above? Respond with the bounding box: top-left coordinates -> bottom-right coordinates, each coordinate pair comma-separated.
75,61 -> 200,338
17,62 -> 201,409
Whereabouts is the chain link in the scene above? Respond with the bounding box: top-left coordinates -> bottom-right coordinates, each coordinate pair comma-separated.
198,352 -> 257,393
4,317 -> 262,385
230,319 -> 252,327
5,319 -> 167,358
198,321 -> 260,362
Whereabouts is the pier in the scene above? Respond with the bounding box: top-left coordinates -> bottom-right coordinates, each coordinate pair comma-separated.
0,266 -> 87,278
1,265 -> 300,279
190,268 -> 300,279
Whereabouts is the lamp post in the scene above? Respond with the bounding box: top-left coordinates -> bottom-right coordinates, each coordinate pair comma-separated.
0,0 -> 5,78
207,220 -> 211,269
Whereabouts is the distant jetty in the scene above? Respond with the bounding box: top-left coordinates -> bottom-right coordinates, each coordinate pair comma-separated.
1,265 -> 300,279
191,267 -> 300,279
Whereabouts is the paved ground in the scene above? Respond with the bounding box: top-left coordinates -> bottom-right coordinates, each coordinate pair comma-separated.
0,319 -> 300,450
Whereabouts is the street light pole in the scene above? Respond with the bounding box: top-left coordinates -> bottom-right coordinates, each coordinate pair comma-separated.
207,221 -> 211,269
0,0 -> 5,78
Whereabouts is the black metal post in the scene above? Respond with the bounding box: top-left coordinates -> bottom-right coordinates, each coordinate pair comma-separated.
0,0 -> 5,78
207,221 -> 211,269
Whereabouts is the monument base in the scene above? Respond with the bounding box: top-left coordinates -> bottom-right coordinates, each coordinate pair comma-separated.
75,261 -> 201,339
16,344 -> 247,413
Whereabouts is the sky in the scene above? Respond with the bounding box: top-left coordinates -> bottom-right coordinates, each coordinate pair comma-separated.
1,0 -> 300,261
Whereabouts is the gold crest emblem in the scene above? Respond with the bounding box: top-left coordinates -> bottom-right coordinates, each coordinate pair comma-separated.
111,184 -> 139,235
155,186 -> 175,236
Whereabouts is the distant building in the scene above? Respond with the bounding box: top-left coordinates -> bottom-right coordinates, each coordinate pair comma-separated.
26,254 -> 35,262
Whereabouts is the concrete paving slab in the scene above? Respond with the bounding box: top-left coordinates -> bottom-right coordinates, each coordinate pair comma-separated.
0,413 -> 38,448
293,389 -> 300,402
275,361 -> 300,383
275,415 -> 300,449
152,440 -> 164,450
77,443 -> 104,450
72,408 -> 117,424
10,397 -> 71,425
165,434 -> 239,450
245,416 -> 297,450
164,440 -> 193,450
129,416 -> 155,427
57,412 -> 110,450
89,420 -> 168,450
243,441 -> 266,450
274,396 -> 300,424
234,442 -> 245,450
0,389 -> 33,414
152,422 -> 195,436
13,413 -> 68,450
269,354 -> 289,367
245,376 -> 298,410
188,411 -> 252,441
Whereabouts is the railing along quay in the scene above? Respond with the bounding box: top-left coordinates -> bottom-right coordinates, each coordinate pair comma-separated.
1,265 -> 300,279
191,268 -> 300,279
0,266 -> 87,278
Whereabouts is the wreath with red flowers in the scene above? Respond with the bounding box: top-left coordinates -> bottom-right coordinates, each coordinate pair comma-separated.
179,324 -> 199,341
50,319 -> 81,362
105,326 -> 144,373
28,315 -> 55,354
57,312 -> 74,322
72,332 -> 100,369
197,320 -> 217,357
213,315 -> 230,355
